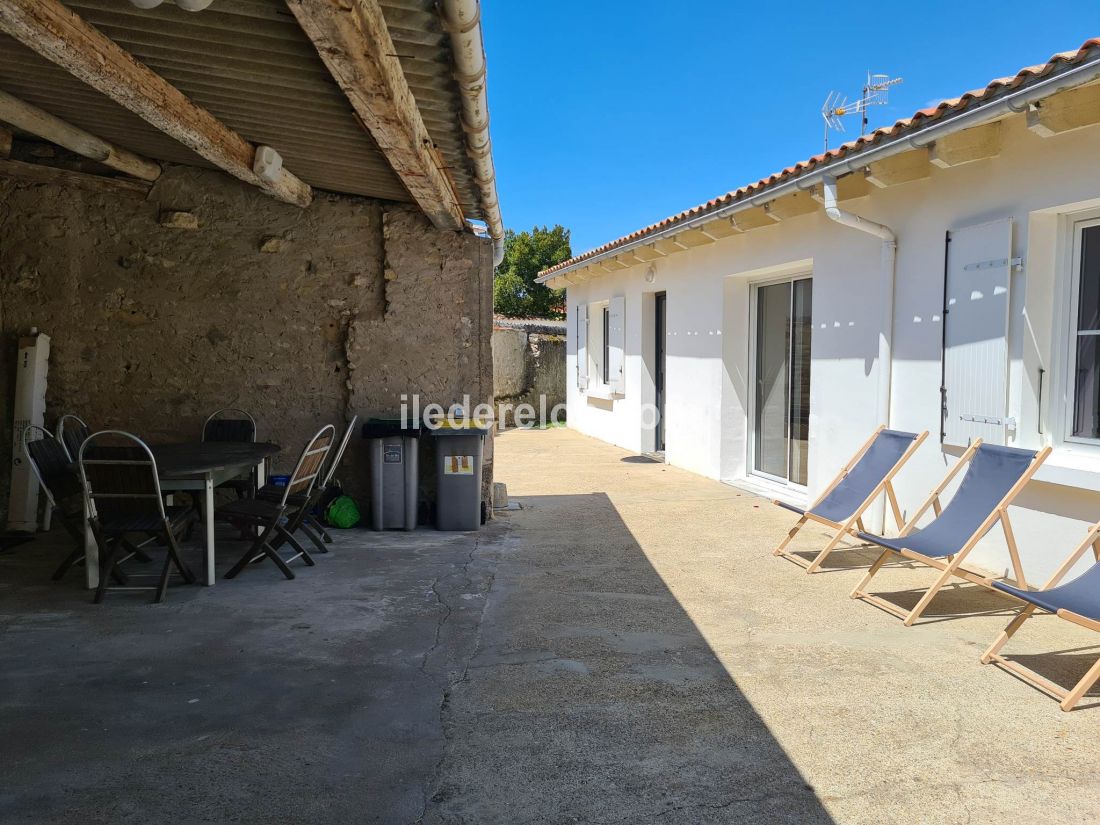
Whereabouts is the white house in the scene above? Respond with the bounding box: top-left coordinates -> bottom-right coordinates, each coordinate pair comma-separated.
538,39 -> 1100,581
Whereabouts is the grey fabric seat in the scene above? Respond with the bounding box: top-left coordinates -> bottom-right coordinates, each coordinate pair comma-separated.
993,564 -> 1100,621
856,444 -> 1038,558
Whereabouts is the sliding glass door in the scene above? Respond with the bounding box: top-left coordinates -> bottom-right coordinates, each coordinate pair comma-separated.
752,277 -> 812,486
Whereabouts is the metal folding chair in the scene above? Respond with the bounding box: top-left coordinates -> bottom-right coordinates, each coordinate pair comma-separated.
202,408 -> 258,499
23,425 -> 88,580
57,413 -> 90,463
78,431 -> 197,603
219,425 -> 334,580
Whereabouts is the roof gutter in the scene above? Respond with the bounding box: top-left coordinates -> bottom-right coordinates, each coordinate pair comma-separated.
538,50 -> 1100,283
440,0 -> 505,268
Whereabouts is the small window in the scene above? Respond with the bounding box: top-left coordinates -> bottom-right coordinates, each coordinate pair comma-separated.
1071,223 -> 1100,441
602,307 -> 610,385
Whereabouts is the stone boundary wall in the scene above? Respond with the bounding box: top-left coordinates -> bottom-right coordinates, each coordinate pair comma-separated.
492,318 -> 566,428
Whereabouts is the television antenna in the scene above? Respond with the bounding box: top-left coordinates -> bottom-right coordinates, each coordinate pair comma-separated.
821,72 -> 903,151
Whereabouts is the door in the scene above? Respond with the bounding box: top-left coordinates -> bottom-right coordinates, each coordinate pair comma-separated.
654,292 -> 667,452
752,277 -> 812,486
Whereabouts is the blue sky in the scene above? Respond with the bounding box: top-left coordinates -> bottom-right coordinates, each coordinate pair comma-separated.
481,1 -> 1100,256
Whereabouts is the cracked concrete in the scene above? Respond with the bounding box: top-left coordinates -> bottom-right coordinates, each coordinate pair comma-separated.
2,427 -> 1098,824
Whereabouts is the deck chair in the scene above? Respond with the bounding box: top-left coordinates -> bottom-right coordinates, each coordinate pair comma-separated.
57,413 -> 91,462
981,522 -> 1100,711
773,425 -> 928,573
78,431 -> 197,604
850,440 -> 1051,626
219,425 -> 334,580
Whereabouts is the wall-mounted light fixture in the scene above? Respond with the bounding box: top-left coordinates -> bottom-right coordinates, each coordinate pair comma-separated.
128,0 -> 216,11
645,264 -> 657,284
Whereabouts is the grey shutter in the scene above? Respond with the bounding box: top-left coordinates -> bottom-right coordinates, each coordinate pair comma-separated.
942,218 -> 1014,447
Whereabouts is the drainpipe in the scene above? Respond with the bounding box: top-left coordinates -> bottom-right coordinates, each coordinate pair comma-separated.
440,0 -> 506,268
821,174 -> 897,432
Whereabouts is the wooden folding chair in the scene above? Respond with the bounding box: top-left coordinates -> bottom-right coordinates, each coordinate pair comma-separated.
850,440 -> 1052,626
982,521 -> 1100,711
773,426 -> 928,573
219,425 -> 334,580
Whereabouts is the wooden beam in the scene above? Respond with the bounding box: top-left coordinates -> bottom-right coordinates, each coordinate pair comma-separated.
866,148 -> 931,188
287,0 -> 464,230
734,206 -> 782,230
700,216 -> 742,239
633,244 -> 665,261
765,191 -> 818,220
676,227 -> 716,248
0,0 -> 311,207
810,172 -> 872,203
615,250 -> 644,267
0,156 -> 151,196
0,88 -> 159,181
652,237 -> 687,255
1027,83 -> 1100,137
930,121 -> 1003,168
601,258 -> 628,271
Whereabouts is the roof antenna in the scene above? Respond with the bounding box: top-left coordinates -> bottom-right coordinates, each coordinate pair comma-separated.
821,72 -> 903,151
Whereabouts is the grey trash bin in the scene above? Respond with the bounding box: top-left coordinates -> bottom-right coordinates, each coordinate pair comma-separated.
362,418 -> 421,531
431,421 -> 490,531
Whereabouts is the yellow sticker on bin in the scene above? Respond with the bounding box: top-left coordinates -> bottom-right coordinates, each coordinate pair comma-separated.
444,455 -> 474,475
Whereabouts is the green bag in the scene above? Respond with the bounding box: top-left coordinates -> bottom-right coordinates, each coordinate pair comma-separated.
325,495 -> 361,529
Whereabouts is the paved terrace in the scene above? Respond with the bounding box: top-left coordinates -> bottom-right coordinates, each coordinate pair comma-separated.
1,427 -> 1097,824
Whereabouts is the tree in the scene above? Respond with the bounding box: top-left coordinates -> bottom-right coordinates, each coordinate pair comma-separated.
493,225 -> 571,319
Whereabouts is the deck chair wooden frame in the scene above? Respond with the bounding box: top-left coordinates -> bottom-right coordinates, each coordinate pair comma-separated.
981,522 -> 1100,711
773,426 -> 929,574
850,440 -> 1052,626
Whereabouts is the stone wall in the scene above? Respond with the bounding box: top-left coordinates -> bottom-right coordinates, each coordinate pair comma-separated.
492,319 -> 566,428
0,164 -> 494,521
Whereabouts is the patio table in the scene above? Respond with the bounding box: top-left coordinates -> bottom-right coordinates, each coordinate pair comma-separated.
82,441 -> 281,589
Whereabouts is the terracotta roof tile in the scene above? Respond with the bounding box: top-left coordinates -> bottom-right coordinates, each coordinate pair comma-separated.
541,38 -> 1100,278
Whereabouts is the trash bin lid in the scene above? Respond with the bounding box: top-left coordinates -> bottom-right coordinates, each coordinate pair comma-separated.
361,417 -> 422,439
428,419 -> 491,437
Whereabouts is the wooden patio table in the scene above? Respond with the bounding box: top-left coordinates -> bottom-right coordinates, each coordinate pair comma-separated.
82,441 -> 281,589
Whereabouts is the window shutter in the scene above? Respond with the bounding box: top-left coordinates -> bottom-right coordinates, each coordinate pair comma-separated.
608,296 -> 625,394
576,304 -> 588,390
942,218 -> 1014,447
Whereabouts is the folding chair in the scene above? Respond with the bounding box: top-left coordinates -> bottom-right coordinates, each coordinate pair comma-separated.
201,408 -> 258,499
851,440 -> 1051,625
981,521 -> 1100,711
219,425 -> 334,580
78,431 -> 197,604
57,413 -> 90,462
23,425 -> 89,580
773,425 -> 928,573
257,415 -> 359,553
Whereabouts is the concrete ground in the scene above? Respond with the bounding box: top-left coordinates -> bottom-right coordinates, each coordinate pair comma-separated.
1,426 -> 1098,824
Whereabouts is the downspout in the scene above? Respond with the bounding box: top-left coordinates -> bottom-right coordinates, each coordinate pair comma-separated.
439,0 -> 506,267
821,175 -> 896,432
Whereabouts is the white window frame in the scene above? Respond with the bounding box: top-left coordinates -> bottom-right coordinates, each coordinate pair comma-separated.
587,299 -> 610,396
747,271 -> 813,491
1059,211 -> 1100,448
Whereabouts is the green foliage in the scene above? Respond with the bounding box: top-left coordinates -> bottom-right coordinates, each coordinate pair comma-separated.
493,225 -> 571,319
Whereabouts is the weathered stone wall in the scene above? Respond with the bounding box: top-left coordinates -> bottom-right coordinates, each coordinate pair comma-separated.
492,319 -> 566,428
0,164 -> 494,520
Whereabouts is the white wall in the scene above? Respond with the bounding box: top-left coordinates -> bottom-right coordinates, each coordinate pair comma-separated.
566,112 -> 1100,581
